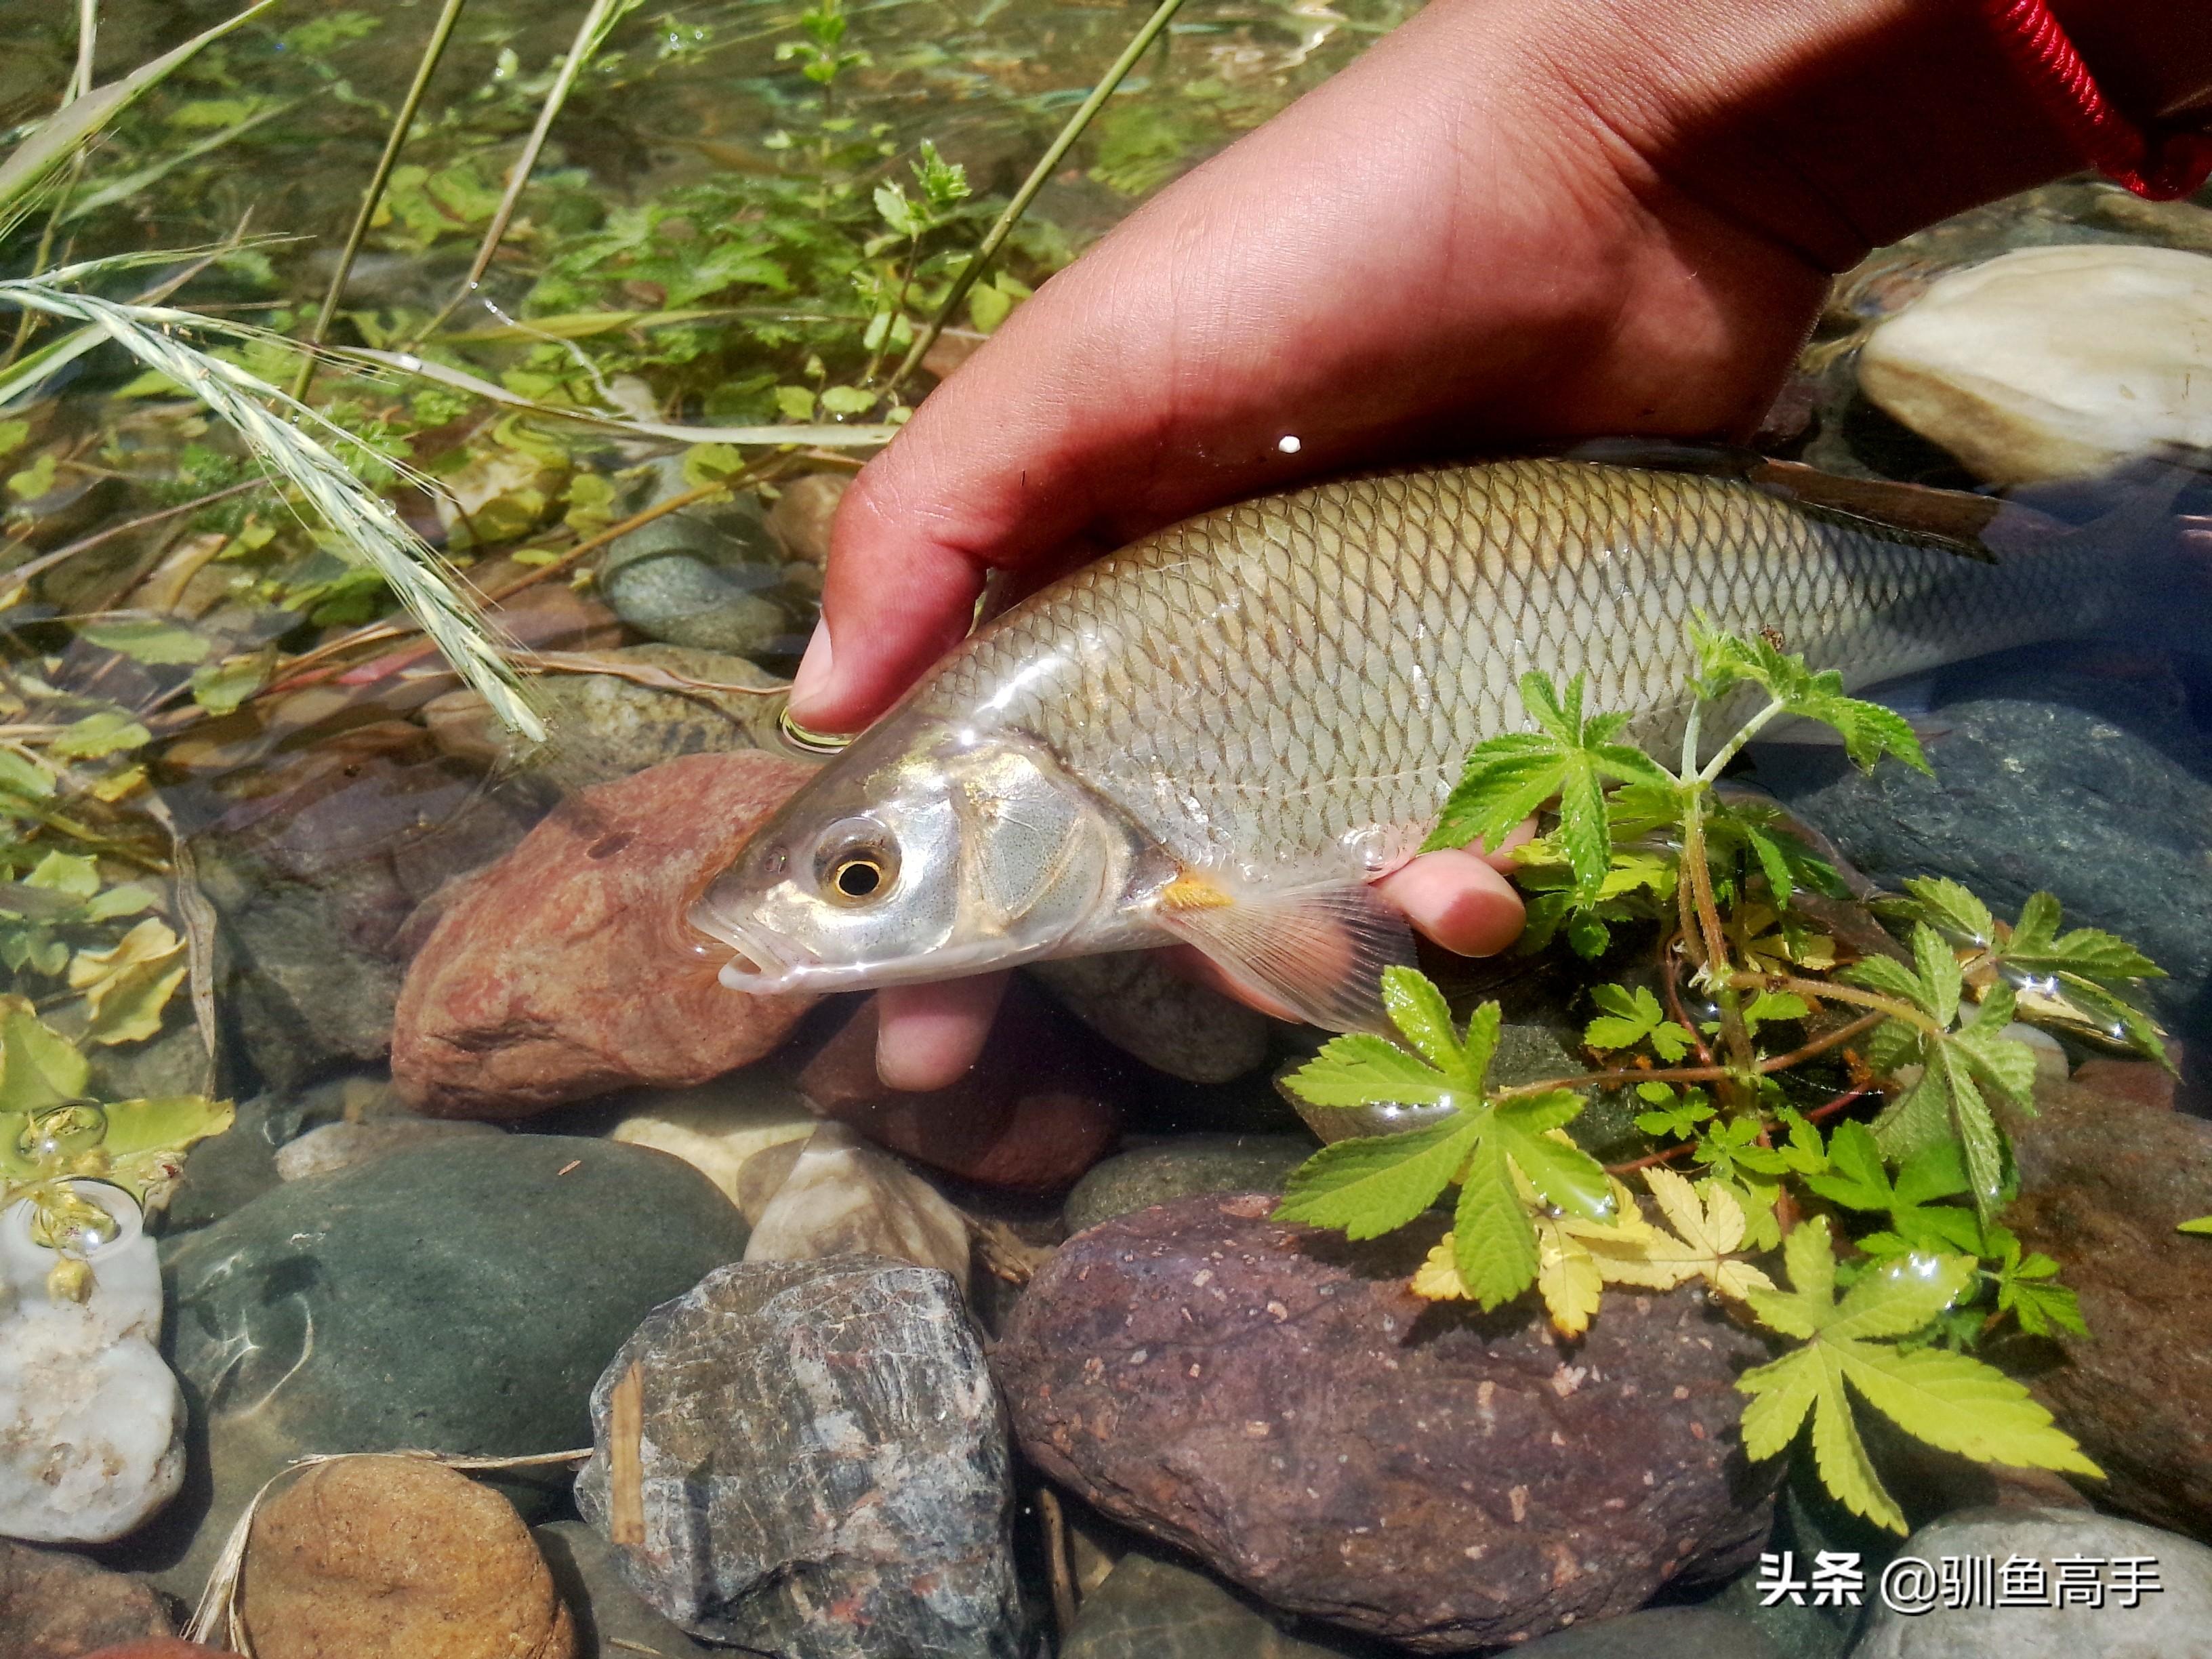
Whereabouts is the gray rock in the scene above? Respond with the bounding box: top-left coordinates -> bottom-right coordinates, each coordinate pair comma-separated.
1029,951 -> 1271,1082
997,1194 -> 1778,1652
535,1520 -> 718,1659
1063,1134 -> 1316,1234
1060,1551 -> 1381,1658
148,1136 -> 749,1595
742,1123 -> 973,1295
509,644 -> 790,793
161,1071 -> 405,1231
1518,1607 -> 1783,1659
599,464 -> 813,658
271,1115 -> 501,1182
194,743 -> 540,1088
84,1017 -> 216,1104
0,1536 -> 176,1658
575,1257 -> 1021,1658
1752,659 -> 2212,1048
1848,1507 -> 2212,1658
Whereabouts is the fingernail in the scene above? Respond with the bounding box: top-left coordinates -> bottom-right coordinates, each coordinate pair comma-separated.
787,623 -> 834,714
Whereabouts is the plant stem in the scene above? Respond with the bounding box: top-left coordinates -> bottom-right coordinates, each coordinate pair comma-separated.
290,0 -> 471,401
884,0 -> 1185,395
1732,972 -> 1946,1040
1491,1008 -> 1886,1106
1697,693 -> 1790,785
415,0 -> 637,342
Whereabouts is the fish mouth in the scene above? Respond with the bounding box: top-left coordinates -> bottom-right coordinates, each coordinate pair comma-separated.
684,897 -> 810,995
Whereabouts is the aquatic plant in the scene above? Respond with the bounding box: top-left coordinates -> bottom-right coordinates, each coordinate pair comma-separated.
1275,622 -> 2166,1531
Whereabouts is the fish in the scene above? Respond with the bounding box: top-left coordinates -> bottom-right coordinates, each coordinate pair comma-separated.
688,445 -> 2185,1030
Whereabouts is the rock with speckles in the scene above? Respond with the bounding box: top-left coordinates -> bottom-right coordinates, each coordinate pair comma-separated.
575,1256 -> 1021,1658
994,1193 -> 1778,1653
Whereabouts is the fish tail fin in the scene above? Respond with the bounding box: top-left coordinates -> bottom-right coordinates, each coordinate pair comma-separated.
1992,449 -> 2212,644
1153,869 -> 1416,1033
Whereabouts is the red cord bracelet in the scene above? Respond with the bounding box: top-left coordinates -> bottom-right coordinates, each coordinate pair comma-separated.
1982,0 -> 2212,200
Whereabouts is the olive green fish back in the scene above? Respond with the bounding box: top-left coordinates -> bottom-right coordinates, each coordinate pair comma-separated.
915,458 -> 2108,880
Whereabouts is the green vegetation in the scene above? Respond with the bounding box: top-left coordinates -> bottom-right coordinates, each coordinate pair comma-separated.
1276,621 -> 2168,1531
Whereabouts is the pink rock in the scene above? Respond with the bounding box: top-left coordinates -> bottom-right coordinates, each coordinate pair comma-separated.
797,983 -> 1121,1193
394,752 -> 819,1119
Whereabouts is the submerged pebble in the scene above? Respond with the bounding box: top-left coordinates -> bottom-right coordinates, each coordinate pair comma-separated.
0,1183 -> 183,1544
742,1123 -> 973,1295
152,1136 -> 750,1596
534,1521 -> 718,1659
393,751 -> 819,1118
242,1457 -> 574,1659
1847,1507 -> 2212,1657
1028,951 -> 1271,1083
575,1257 -> 1021,1658
1059,1550 -> 1380,1657
1858,244 -> 2212,483
996,1193 -> 1777,1653
608,1071 -> 819,1206
0,1537 -> 176,1658
1061,1134 -> 1315,1234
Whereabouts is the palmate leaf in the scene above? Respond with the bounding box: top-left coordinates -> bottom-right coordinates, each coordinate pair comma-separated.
1583,983 -> 1696,1061
1281,1034 -> 1455,1108
1689,618 -> 1930,775
1425,670 -> 1670,897
2001,890 -> 2162,982
1736,1218 -> 2095,1532
1274,1114 -> 1479,1240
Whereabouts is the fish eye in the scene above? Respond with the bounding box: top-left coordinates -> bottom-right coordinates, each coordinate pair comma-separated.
815,823 -> 899,905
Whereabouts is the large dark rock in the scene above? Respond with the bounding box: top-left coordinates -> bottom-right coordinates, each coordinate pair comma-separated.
148,1136 -> 750,1595
0,1538 -> 175,1659
574,1257 -> 1021,1658
1752,657 -> 2212,1046
996,1194 -> 1778,1652
2004,1075 -> 2212,1540
1848,1507 -> 2212,1658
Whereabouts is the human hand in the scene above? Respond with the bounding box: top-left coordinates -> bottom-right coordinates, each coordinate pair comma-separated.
785,0 -> 2097,1088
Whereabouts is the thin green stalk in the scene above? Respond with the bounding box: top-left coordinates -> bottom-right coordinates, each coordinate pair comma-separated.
289,0 -> 471,400
1698,695 -> 1790,785
886,0 -> 1185,394
414,0 -> 641,342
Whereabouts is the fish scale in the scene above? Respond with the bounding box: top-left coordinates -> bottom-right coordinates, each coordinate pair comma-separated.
917,455 -> 2105,880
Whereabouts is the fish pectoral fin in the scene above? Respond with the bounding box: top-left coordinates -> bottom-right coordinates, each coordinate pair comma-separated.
1153,872 -> 1415,1034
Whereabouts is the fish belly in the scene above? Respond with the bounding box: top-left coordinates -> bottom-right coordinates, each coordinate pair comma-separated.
916,458 -> 2100,880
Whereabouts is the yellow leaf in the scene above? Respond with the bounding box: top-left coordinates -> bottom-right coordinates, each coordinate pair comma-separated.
1626,1167 -> 1778,1302
1412,1236 -> 1473,1301
68,918 -> 186,1044
1532,1213 -> 1604,1336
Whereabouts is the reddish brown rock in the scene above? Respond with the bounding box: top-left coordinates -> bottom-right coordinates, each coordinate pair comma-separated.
995,1194 -> 1777,1652
2006,1074 -> 2212,1541
394,752 -> 817,1118
0,1539 -> 175,1659
798,981 -> 1122,1192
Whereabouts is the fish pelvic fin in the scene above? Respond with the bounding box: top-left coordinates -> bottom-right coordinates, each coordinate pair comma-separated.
1153,868 -> 1416,1034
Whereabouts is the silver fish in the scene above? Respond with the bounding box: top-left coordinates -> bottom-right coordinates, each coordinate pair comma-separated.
690,448 -> 2165,1029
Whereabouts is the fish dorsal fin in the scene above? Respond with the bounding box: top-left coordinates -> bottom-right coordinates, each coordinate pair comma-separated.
1151,869 -> 1415,1033
1559,439 -> 2007,560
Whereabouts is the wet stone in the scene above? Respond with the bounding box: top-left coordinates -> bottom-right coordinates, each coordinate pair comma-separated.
599,468 -> 810,659
1059,1551 -> 1385,1658
0,1539 -> 176,1659
534,1521 -> 718,1659
2003,1074 -> 2212,1541
1847,1507 -> 2212,1658
1517,1606 -> 1784,1659
270,1115 -> 501,1182
575,1257 -> 1021,1658
995,1194 -> 1778,1652
393,751 -> 819,1118
241,1456 -> 574,1659
741,1122 -> 973,1296
1751,657 -> 2212,1051
1061,1134 -> 1316,1234
1028,951 -> 1271,1083
148,1136 -> 750,1595
161,1073 -> 404,1232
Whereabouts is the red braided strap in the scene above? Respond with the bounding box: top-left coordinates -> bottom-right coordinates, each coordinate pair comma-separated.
1983,0 -> 2212,200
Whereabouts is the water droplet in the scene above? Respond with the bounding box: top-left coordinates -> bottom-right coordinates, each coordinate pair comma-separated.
1277,434 -> 1301,455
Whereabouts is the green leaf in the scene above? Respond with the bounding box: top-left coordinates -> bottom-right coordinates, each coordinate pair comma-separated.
0,1004 -> 89,1113
24,851 -> 98,900
1904,876 -> 1994,947
1583,982 -> 1695,1061
1993,1240 -> 2087,1338
1382,966 -> 1465,1076
1451,1133 -> 1538,1309
2179,1216 -> 2212,1236
1838,952 -> 1931,1017
1497,1094 -> 1611,1221
1912,924 -> 1963,1027
1274,1114 -> 1479,1240
1689,619 -> 1930,775
1999,891 -> 2161,982
49,710 -> 152,759
0,751 -> 54,800
190,651 -> 273,715
75,617 -> 211,665
1839,1342 -> 2100,1475
1281,1033 -> 1454,1109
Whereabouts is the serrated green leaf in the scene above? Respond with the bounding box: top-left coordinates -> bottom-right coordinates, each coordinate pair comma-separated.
1498,1099 -> 1610,1221
1912,925 -> 1962,1027
1905,876 -> 1994,947
1274,1114 -> 1478,1239
1839,953 -> 1931,1017
1281,1033 -> 1452,1109
1382,966 -> 1464,1077
1931,1046 -> 2006,1221
1452,1133 -> 1538,1309
1738,1347 -> 1822,1460
1949,1025 -> 2037,1109
1824,1251 -> 1977,1343
1838,1342 -> 2100,1475
1807,1355 -> 1906,1532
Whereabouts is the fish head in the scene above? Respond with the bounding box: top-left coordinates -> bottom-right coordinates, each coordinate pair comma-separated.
689,708 -> 1140,995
